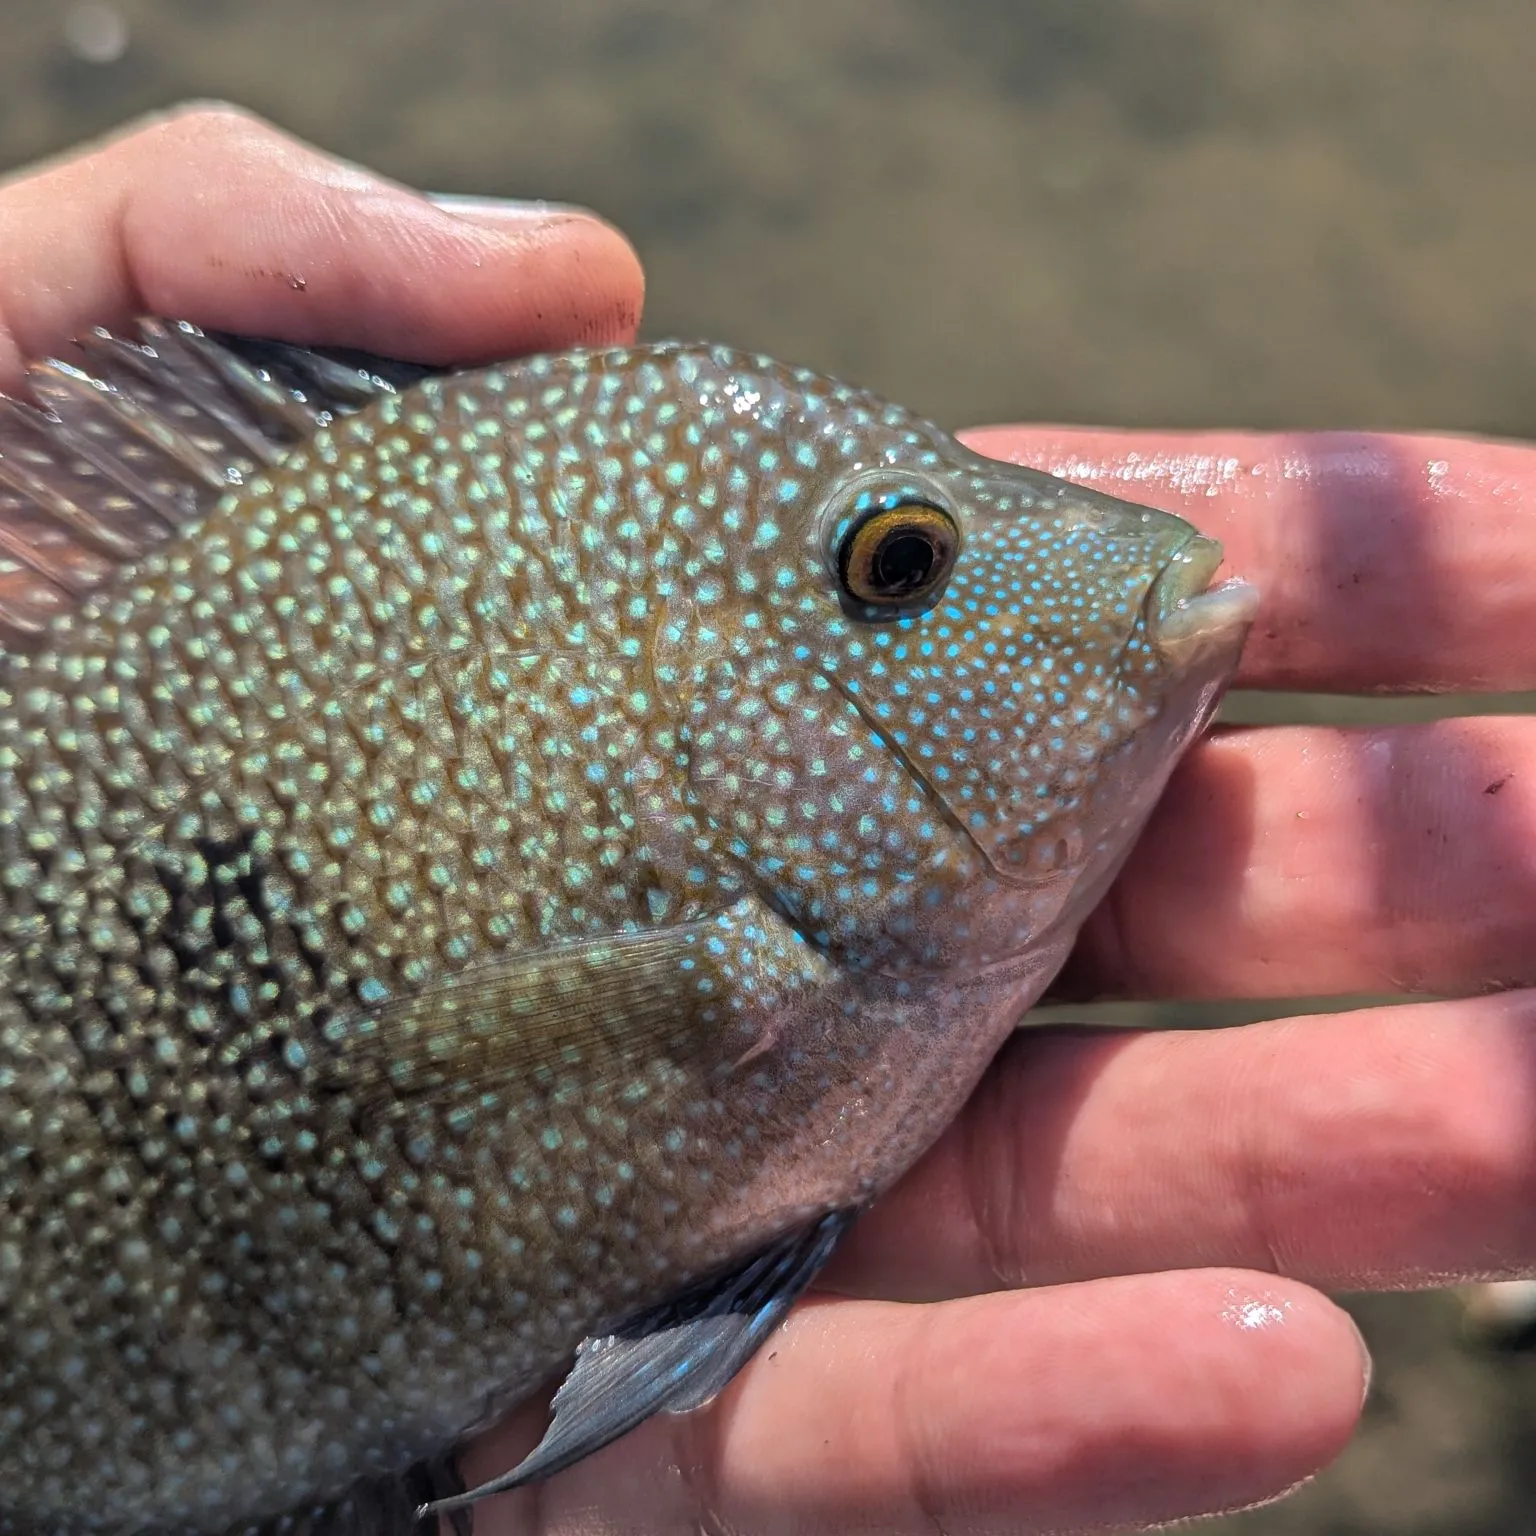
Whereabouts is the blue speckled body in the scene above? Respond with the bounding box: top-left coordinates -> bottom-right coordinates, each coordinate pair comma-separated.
0,339 -> 1251,1535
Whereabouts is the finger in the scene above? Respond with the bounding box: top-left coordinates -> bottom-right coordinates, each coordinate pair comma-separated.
463,1272 -> 1365,1536
1062,716 -> 1536,1001
0,103 -> 644,392
961,424 -> 1536,693
835,995 -> 1536,1302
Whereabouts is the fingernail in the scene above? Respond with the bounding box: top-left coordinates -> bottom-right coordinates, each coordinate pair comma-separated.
1348,1310 -> 1374,1407
427,193 -> 592,226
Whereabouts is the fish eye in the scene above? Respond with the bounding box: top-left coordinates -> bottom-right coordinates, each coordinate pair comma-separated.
836,501 -> 960,610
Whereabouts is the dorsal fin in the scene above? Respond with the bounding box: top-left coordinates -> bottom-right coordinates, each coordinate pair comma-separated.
0,319 -> 433,650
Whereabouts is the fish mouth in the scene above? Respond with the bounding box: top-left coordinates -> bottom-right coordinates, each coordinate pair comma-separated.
1146,534 -> 1260,669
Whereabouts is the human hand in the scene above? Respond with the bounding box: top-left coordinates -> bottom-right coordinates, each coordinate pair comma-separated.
5,104 -> 1531,1536
461,436 -> 1536,1533
0,100 -> 644,393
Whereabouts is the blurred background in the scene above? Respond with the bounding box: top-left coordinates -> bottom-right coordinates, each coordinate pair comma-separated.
2,0 -> 1535,1529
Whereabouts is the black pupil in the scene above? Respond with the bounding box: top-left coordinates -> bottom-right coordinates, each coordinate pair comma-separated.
873,529 -> 937,594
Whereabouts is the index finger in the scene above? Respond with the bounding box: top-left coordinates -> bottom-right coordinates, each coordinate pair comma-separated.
0,103 -> 645,392
963,425 -> 1536,694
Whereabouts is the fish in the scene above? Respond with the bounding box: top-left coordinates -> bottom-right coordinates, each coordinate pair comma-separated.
0,321 -> 1258,1536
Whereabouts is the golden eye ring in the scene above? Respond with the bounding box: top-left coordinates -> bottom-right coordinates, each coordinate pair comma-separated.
837,502 -> 960,608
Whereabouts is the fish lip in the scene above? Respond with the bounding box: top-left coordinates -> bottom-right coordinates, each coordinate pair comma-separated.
1147,534 -> 1260,667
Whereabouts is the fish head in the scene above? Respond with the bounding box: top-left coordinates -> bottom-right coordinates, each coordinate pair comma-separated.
830,455 -> 1256,929
655,351 -> 1257,972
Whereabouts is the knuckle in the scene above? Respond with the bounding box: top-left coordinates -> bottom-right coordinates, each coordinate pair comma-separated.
130,99 -> 283,156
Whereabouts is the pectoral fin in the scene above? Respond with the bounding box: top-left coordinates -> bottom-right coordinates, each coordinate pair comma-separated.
319,898 -> 831,1118
419,1209 -> 857,1519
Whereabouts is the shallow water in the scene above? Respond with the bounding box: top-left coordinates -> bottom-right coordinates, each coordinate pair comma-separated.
1,2 -> 1533,1530
10,0 -> 1536,437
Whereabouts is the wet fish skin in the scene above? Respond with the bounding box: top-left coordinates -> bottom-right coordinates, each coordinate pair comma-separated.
0,333 -> 1255,1535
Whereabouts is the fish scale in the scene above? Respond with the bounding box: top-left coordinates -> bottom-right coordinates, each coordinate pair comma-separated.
0,326 -> 1256,1534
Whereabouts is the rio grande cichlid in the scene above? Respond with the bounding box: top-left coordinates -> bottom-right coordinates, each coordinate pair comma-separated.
0,322 -> 1258,1536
